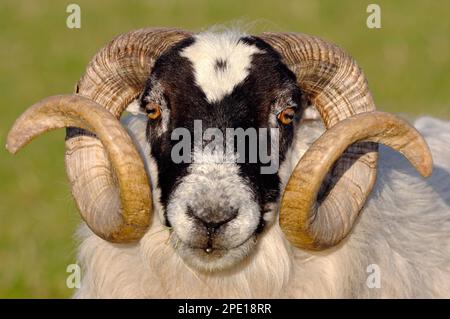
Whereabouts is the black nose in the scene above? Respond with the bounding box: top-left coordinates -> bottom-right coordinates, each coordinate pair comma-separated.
187,206 -> 238,231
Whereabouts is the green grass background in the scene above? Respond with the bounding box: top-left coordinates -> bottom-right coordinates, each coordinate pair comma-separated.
0,0 -> 449,298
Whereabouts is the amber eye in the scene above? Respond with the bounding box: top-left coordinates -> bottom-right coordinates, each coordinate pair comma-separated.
146,102 -> 161,120
278,107 -> 296,125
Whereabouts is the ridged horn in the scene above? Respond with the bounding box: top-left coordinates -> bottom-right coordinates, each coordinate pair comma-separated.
259,33 -> 432,249
7,28 -> 191,242
279,111 -> 432,249
6,95 -> 151,242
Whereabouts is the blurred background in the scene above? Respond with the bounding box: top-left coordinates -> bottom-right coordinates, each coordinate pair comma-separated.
0,0 -> 449,298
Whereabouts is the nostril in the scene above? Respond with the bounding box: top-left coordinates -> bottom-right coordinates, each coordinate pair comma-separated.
187,206 -> 238,231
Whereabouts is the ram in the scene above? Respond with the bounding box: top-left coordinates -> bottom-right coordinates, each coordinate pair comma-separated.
6,28 -> 450,298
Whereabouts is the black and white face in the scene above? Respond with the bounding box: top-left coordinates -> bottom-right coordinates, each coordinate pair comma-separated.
138,32 -> 304,272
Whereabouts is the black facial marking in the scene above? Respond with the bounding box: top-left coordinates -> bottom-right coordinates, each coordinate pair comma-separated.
141,34 -> 304,231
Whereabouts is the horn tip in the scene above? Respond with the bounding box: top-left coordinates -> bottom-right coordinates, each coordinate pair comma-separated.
5,136 -> 20,154
419,161 -> 433,178
418,152 -> 433,178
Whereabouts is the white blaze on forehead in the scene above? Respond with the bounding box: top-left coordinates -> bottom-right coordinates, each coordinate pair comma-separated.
181,31 -> 262,103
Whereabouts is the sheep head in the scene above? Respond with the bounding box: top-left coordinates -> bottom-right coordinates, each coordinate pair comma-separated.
6,28 -> 432,271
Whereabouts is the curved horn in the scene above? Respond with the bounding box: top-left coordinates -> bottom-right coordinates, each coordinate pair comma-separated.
259,33 -> 431,249
7,95 -> 151,242
65,28 -> 190,242
7,28 -> 191,242
280,112 -> 432,249
74,28 -> 190,117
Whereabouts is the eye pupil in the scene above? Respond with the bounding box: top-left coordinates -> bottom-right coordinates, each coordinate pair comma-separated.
278,108 -> 295,125
146,102 -> 161,120
285,113 -> 294,120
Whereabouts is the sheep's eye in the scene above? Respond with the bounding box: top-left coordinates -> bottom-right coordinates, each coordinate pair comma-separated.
278,107 -> 296,125
146,102 -> 161,120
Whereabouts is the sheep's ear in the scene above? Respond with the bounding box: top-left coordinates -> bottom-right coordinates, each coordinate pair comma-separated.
126,99 -> 145,115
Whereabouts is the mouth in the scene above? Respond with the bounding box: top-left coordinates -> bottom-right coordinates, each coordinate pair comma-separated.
169,231 -> 258,272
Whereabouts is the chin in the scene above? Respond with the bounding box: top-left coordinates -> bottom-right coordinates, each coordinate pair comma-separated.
171,232 -> 258,272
